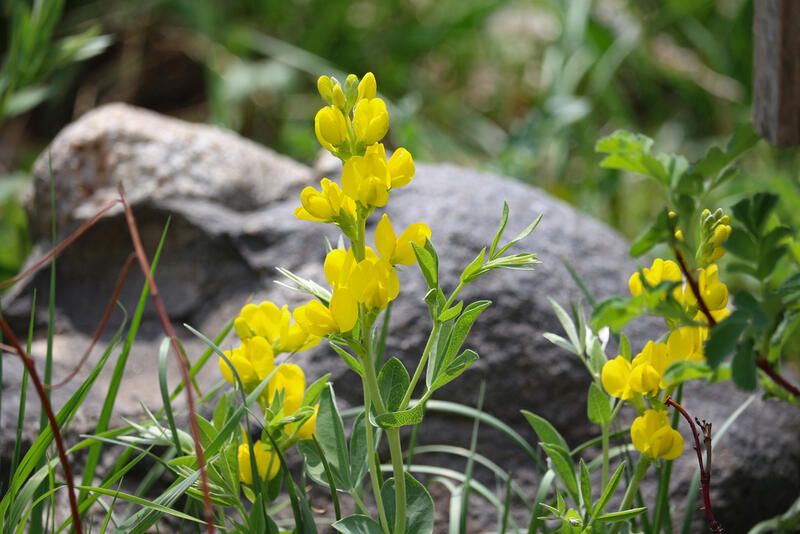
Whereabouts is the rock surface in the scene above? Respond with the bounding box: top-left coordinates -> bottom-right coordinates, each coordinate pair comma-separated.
3,104 -> 799,532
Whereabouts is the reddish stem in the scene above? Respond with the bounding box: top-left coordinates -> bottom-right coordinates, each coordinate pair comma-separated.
0,316 -> 83,534
118,185 -> 215,534
674,248 -> 798,398
665,396 -> 722,533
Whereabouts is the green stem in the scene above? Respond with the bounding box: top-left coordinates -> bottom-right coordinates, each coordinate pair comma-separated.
400,322 -> 439,409
601,423 -> 610,490
351,490 -> 369,515
613,457 -> 651,534
363,383 -> 390,534
386,428 -> 407,533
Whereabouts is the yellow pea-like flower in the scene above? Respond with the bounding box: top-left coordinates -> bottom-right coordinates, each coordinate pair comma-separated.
628,258 -> 682,297
387,147 -> 415,188
238,440 -> 280,485
353,97 -> 389,146
315,105 -> 348,152
235,301 -> 283,343
296,404 -> 319,440
631,410 -> 684,460
295,178 -> 356,224
278,309 -> 320,353
341,143 -> 392,207
350,257 -> 400,310
266,363 -> 306,415
324,248 -> 359,288
375,213 -> 432,265
683,264 -> 728,311
667,326 -> 706,362
601,356 -> 634,400
358,72 -> 377,101
294,289 -> 359,336
630,340 -> 676,393
219,336 -> 275,387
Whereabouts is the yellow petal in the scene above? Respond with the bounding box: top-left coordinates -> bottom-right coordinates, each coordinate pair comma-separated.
375,213 -> 397,261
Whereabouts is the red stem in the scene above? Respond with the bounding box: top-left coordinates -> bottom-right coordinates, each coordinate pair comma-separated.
674,248 -> 798,398
118,185 -> 215,534
0,316 -> 83,534
665,396 -> 722,533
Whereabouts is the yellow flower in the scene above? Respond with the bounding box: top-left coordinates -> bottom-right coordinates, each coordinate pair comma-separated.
317,75 -> 334,103
296,404 -> 319,440
375,213 -> 432,265
294,289 -> 359,336
628,258 -> 682,297
295,178 -> 356,224
266,363 -> 306,415
631,410 -> 684,460
667,326 -> 706,362
358,72 -> 377,101
341,143 -> 392,207
683,264 -> 728,311
235,301 -> 318,354
601,356 -> 634,400
350,256 -> 400,310
324,248 -> 360,289
630,341 -> 676,394
219,337 -> 275,387
238,440 -> 280,485
710,223 -> 731,248
315,105 -> 348,152
386,148 -> 415,188
353,97 -> 389,146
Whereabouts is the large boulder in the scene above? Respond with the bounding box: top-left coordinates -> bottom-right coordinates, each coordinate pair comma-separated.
3,104 -> 798,532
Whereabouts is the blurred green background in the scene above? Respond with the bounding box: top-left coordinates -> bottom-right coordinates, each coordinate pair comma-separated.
2,0 -> 800,281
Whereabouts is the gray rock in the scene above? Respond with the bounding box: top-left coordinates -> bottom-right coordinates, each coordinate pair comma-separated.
3,104 -> 799,532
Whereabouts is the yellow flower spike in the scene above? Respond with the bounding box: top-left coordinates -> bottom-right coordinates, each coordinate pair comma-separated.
238,440 -> 280,485
314,105 -> 348,152
358,72 -> 377,101
350,257 -> 400,310
628,258 -> 682,297
353,98 -> 389,146
266,363 -> 306,415
667,326 -> 706,362
317,76 -> 334,103
601,356 -> 634,400
631,410 -> 684,460
219,336 -> 275,386
294,178 -> 356,224
296,404 -> 319,440
294,289 -> 359,337
341,144 -> 392,207
387,148 -> 415,188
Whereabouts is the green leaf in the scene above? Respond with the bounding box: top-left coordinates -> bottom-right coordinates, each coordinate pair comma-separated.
375,402 -> 426,428
430,349 -> 479,392
663,360 -> 713,386
303,373 -> 331,407
378,358 -> 410,412
592,462 -> 626,517
348,412 -> 373,487
724,228 -> 758,259
694,123 -> 758,181
549,298 -> 580,352
579,459 -> 591,512
732,338 -> 757,391
489,201 -> 510,258
436,300 -> 491,378
313,385 -> 352,490
543,333 -> 579,355
587,383 -> 611,425
705,313 -> 749,368
522,411 -> 569,452
413,240 -> 438,289
596,507 -> 648,523
460,247 -> 487,283
595,130 -> 671,185
330,342 -> 363,376
629,210 -> 671,257
438,300 -> 463,323
332,515 -> 384,534
540,443 -> 580,507
382,473 -> 435,534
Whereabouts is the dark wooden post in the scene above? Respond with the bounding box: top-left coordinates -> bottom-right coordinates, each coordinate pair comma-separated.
753,0 -> 800,147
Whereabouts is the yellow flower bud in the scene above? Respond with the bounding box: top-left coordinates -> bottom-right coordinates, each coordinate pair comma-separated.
219,336 -> 275,387
628,258 -> 682,297
387,147 -> 415,188
317,76 -> 334,103
315,105 -> 348,152
674,229 -> 683,241
358,72 -> 377,101
375,213 -> 431,265
710,224 -> 731,247
294,178 -> 356,223
631,410 -> 684,460
266,363 -> 306,415
296,404 -> 318,440
238,440 -> 280,485
601,356 -> 634,400
341,143 -> 392,207
353,98 -> 389,146
332,84 -> 346,109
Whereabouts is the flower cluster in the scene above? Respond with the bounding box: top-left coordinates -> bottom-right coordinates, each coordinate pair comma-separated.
221,72 -> 431,487
601,217 -> 731,460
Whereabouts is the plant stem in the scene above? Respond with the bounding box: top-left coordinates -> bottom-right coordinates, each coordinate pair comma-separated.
601,422 -> 610,490
363,381 -> 390,534
400,322 -> 439,409
612,456 -> 651,534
